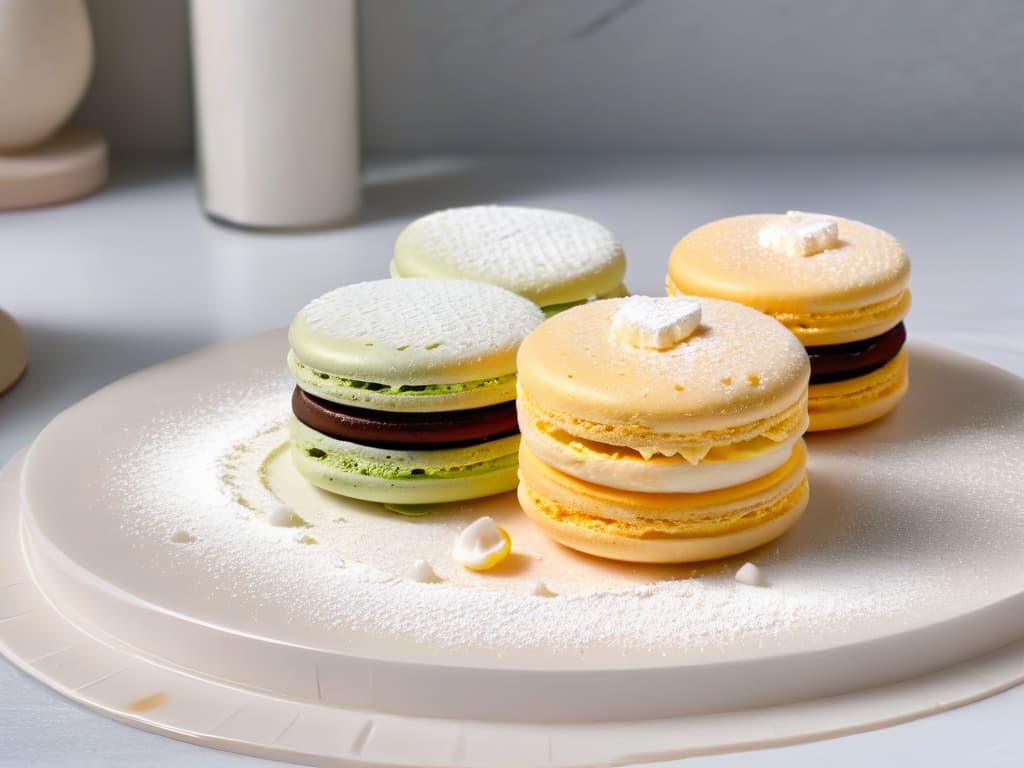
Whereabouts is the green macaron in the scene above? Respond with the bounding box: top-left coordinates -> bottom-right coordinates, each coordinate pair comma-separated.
287,278 -> 545,504
391,205 -> 627,315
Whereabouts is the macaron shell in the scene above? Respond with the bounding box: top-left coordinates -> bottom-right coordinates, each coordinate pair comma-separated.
519,414 -> 805,493
807,348 -> 909,431
772,289 -> 911,346
667,213 -> 910,316
521,490 -> 808,564
289,278 -> 544,386
538,282 -> 629,317
392,206 -> 626,308
289,417 -> 520,504
518,439 -> 809,563
293,449 -> 519,504
289,351 -> 517,413
516,298 -> 810,447
669,275 -> 911,347
392,262 -> 628,318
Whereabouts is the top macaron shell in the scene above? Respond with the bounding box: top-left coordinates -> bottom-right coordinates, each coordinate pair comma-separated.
289,278 -> 545,388
391,206 -> 626,308
516,297 -> 809,440
668,213 -> 910,315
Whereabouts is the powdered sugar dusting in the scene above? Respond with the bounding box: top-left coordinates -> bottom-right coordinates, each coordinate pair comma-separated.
675,213 -> 910,302
598,299 -> 805,396
519,297 -> 809,427
299,278 -> 544,363
93,346 -> 1024,661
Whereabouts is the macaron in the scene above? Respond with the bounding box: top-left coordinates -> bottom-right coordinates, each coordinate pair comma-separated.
288,278 -> 545,504
666,212 -> 910,431
391,205 -> 627,315
516,296 -> 810,563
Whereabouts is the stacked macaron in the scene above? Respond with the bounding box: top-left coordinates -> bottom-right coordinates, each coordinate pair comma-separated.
667,212 -> 910,431
288,278 -> 544,504
391,205 -> 627,315
516,296 -> 810,563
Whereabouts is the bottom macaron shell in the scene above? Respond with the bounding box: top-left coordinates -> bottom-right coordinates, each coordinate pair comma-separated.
807,348 -> 909,431
518,415 -> 805,494
289,417 -> 520,504
517,440 -> 809,564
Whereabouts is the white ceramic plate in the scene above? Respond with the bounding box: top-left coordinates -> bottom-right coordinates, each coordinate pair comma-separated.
1,332 -> 1022,767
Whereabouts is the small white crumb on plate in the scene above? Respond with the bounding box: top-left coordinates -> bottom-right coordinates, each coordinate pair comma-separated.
407,559 -> 442,584
531,581 -> 557,597
735,562 -> 766,587
267,503 -> 304,528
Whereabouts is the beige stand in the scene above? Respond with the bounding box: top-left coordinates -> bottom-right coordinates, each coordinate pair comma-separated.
0,309 -> 27,395
0,126 -> 107,209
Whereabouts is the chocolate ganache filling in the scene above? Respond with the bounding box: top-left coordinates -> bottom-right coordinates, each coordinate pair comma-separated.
807,322 -> 906,385
291,387 -> 520,450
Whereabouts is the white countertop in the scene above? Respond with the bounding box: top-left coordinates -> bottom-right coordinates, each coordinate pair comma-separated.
1,154 -> 1022,767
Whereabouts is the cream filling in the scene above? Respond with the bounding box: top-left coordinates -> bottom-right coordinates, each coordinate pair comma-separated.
520,417 -> 804,494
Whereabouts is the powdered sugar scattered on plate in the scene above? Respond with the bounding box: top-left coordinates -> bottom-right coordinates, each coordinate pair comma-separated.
96,352 -> 1024,660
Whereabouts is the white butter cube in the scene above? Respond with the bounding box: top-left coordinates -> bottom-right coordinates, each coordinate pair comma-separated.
758,211 -> 839,257
611,296 -> 702,350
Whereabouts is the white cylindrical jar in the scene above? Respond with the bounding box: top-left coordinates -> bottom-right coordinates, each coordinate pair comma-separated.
190,0 -> 360,229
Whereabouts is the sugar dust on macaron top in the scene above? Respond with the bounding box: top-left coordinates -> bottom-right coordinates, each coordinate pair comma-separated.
667,212 -> 910,431
391,205 -> 627,315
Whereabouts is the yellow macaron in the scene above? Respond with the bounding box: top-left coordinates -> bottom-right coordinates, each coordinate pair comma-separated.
667,212 -> 911,430
516,296 -> 810,563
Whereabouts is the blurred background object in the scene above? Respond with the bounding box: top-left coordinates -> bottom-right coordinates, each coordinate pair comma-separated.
191,0 -> 360,229
0,308 -> 27,396
69,0 -> 1024,156
0,0 -> 107,209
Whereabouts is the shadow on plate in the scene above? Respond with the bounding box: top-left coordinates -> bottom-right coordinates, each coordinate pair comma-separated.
0,322 -> 207,452
809,341 -> 1024,447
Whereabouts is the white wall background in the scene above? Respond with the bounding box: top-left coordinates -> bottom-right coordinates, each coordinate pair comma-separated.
75,0 -> 1024,155
361,0 -> 1024,152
